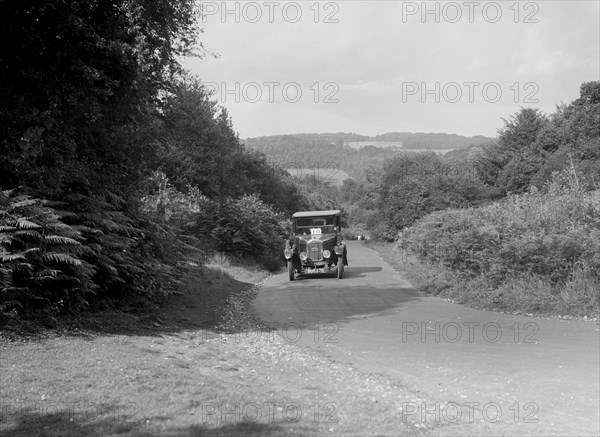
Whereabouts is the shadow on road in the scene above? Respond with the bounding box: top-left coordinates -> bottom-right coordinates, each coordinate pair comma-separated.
252,278 -> 421,329
343,266 -> 383,278
0,410 -> 312,437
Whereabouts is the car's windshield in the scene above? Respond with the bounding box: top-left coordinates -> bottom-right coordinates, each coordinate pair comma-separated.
295,216 -> 336,235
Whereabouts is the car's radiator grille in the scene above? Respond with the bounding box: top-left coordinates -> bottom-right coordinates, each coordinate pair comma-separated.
308,241 -> 322,261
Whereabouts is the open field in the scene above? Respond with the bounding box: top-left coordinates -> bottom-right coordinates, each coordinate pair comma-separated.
285,168 -> 352,186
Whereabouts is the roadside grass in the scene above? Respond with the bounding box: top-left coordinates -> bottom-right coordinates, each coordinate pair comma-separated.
1,257 -> 441,437
203,252 -> 233,279
367,240 -> 600,320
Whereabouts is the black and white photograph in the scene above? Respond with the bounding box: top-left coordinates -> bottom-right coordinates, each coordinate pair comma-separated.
1,1 -> 599,436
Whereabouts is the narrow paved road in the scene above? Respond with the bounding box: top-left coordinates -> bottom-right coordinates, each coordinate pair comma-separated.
251,241 -> 600,436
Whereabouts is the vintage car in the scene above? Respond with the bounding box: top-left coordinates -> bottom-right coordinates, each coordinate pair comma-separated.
284,210 -> 347,280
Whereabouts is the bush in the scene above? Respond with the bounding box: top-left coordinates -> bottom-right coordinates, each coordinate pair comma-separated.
339,229 -> 358,240
140,172 -> 212,225
399,171 -> 600,287
140,174 -> 290,271
188,194 -> 288,271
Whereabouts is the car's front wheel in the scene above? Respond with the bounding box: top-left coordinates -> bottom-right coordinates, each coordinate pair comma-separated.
337,261 -> 343,279
288,261 -> 295,281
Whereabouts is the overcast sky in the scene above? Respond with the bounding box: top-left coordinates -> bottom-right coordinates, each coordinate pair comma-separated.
182,1 -> 600,139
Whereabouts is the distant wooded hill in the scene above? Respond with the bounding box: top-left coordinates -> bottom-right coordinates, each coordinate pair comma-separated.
244,132 -> 495,179
371,132 -> 494,149
245,132 -> 494,149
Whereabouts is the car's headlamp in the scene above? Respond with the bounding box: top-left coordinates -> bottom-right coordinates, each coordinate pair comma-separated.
322,250 -> 331,259
299,252 -> 308,261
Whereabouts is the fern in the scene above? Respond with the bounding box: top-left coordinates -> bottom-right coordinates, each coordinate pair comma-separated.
13,230 -> 43,239
16,219 -> 42,229
42,253 -> 83,266
1,187 -> 188,315
34,269 -> 62,278
11,199 -> 38,208
0,190 -> 95,314
44,235 -> 82,245
0,253 -> 26,262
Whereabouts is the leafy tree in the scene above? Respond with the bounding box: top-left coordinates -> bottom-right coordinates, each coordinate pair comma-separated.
531,81 -> 600,188
0,1 -> 201,315
158,77 -> 242,199
476,108 -> 547,193
496,148 -> 545,194
232,151 -> 310,215
574,81 -> 600,105
370,153 -> 493,239
0,0 -> 200,197
156,76 -> 309,215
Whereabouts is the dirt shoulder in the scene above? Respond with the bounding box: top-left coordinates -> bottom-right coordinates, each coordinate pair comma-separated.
1,261 -> 433,437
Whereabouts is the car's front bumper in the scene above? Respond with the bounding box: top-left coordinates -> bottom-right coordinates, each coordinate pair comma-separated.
301,259 -> 327,268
